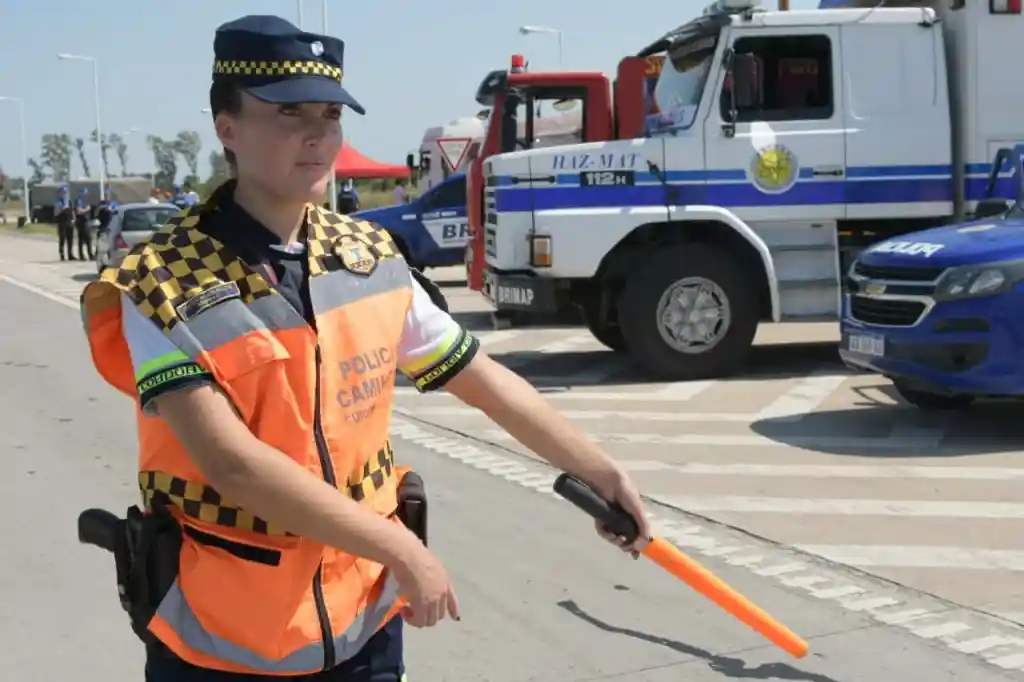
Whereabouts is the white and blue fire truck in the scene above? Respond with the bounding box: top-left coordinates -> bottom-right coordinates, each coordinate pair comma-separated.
475,0 -> 1024,381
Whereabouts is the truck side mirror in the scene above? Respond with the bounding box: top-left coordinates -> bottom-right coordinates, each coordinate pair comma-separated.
732,53 -> 758,110
406,153 -> 415,170
500,90 -> 522,153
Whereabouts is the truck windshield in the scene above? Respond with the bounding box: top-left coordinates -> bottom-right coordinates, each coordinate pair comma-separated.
651,36 -> 717,133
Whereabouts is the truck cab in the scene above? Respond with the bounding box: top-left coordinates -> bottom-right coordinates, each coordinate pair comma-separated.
352,172 -> 468,270
470,0 -> 1024,381
465,53 -> 660,295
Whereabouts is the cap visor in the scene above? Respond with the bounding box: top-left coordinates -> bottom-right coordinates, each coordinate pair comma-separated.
245,78 -> 365,115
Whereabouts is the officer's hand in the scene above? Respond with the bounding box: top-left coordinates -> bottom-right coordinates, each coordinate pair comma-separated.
590,465 -> 651,555
392,540 -> 460,628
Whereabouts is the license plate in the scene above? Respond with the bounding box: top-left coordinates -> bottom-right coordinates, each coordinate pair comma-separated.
848,333 -> 884,357
496,284 -> 535,307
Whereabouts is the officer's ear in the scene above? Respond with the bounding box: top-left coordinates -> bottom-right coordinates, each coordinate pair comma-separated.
215,112 -> 236,153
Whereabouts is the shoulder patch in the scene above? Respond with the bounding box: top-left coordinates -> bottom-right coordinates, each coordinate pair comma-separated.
97,206 -> 270,334
176,281 -> 241,321
307,206 -> 401,262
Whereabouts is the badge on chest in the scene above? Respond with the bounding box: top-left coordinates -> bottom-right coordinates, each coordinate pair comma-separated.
334,237 -> 377,276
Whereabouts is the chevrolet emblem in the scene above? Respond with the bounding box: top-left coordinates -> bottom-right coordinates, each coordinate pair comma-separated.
864,282 -> 886,296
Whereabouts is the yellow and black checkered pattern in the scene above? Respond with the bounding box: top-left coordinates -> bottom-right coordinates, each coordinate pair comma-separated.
346,441 -> 395,502
139,470 -> 292,536
213,59 -> 342,83
306,206 -> 402,277
99,200 -> 404,334
102,206 -> 277,334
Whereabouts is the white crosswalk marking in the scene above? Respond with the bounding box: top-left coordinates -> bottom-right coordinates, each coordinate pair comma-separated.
756,369 -> 852,422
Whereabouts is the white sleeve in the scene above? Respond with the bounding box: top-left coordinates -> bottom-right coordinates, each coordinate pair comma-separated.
121,293 -> 213,413
396,276 -> 479,392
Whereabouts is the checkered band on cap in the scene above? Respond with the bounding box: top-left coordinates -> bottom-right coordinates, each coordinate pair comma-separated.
213,59 -> 342,83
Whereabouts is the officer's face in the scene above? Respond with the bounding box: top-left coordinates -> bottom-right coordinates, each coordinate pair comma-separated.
218,93 -> 343,201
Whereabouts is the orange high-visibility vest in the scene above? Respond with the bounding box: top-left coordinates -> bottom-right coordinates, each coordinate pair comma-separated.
81,201 -> 412,675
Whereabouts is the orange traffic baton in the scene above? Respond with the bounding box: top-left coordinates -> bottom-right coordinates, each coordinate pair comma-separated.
553,474 -> 809,659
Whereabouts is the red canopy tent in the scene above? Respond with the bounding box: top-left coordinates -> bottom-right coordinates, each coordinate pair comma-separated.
333,142 -> 410,179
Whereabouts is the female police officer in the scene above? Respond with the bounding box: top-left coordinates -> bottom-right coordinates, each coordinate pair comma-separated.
80,14 -> 650,681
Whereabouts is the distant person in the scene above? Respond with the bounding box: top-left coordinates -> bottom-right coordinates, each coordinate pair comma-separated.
182,181 -> 200,206
95,189 -> 118,232
169,184 -> 188,209
393,179 -> 408,205
54,185 -> 76,261
73,189 -> 94,260
337,177 -> 359,213
147,187 -> 161,204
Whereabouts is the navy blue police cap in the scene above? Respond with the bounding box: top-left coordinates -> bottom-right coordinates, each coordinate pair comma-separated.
212,15 -> 364,115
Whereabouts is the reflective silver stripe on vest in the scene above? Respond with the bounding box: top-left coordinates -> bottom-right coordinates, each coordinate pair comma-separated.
167,293 -> 307,360
309,257 -> 409,317
155,572 -> 401,672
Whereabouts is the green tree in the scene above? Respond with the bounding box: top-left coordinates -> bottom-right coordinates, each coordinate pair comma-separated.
74,137 -> 91,178
147,135 -> 178,190
108,132 -> 129,175
40,133 -> 73,182
90,129 -> 111,177
26,158 -> 46,185
173,130 -> 202,180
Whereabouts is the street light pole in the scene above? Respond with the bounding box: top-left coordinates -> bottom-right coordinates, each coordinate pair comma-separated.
0,95 -> 30,223
58,53 -> 105,199
297,0 -> 304,28
518,25 -> 564,67
322,0 -> 338,212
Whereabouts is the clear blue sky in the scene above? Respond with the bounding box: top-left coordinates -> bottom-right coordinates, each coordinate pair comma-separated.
0,0 -> 818,181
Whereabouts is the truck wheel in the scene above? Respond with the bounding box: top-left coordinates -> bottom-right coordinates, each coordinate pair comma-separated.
893,381 -> 975,411
579,302 -> 626,352
618,244 -> 758,381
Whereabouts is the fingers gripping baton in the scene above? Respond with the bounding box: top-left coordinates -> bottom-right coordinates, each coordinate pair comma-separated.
553,474 -> 809,659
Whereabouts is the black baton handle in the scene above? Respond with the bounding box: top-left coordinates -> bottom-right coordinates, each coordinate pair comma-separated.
78,508 -> 121,553
553,474 -> 640,544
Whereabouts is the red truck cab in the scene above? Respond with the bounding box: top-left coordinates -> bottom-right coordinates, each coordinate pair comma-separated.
464,54 -> 664,292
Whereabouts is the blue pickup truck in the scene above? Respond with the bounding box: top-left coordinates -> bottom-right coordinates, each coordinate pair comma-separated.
353,172 -> 468,271
840,147 -> 1024,410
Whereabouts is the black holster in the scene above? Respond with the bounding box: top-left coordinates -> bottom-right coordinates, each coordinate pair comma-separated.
112,495 -> 183,645
397,471 -> 428,546
92,476 -> 424,648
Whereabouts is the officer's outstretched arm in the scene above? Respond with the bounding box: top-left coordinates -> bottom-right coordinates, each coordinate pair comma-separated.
154,385 -> 425,568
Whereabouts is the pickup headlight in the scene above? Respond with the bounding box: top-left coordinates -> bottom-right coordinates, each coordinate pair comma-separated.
935,259 -> 1024,300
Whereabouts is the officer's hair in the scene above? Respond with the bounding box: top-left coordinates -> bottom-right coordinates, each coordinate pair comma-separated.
209,80 -> 244,169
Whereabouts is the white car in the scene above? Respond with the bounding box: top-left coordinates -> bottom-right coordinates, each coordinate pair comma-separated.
95,203 -> 180,273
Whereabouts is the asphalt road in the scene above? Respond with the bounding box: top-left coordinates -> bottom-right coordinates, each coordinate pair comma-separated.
3,252 -> 1024,679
